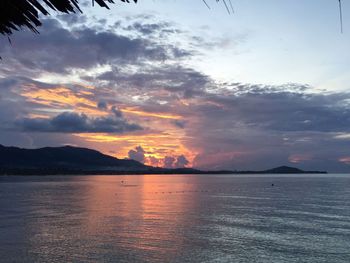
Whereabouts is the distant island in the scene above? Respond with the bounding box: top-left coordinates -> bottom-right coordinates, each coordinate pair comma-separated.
0,145 -> 327,175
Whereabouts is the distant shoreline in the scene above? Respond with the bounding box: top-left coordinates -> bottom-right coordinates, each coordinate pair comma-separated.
0,145 -> 327,176
0,168 -> 327,176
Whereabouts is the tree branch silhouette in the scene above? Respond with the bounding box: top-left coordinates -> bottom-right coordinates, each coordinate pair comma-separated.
0,0 -> 137,36
0,0 -> 344,36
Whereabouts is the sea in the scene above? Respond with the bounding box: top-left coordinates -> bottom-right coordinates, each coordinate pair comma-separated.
0,174 -> 349,263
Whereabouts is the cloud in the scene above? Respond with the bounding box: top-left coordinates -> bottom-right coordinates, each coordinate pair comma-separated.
288,154 -> 313,164
180,84 -> 350,172
1,15 -> 350,172
172,120 -> 186,129
163,156 -> 175,168
15,111 -> 142,133
126,145 -> 191,168
94,64 -> 210,99
3,71 -> 350,172
0,18 -> 191,75
128,146 -> 146,163
111,106 -> 123,118
125,21 -> 177,37
194,87 -> 350,133
97,101 -> 108,110
160,155 -> 189,168
56,13 -> 88,26
148,156 -> 160,167
174,155 -> 189,168
339,157 -> 350,165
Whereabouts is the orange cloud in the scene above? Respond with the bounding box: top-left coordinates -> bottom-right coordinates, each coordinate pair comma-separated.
20,84 -> 106,117
16,82 -> 195,168
75,131 -> 196,168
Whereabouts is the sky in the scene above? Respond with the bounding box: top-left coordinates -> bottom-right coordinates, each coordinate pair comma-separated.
0,0 -> 350,172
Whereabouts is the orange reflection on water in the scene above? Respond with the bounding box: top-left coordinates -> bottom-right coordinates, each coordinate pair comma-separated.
24,175 -> 201,262
82,175 -> 198,258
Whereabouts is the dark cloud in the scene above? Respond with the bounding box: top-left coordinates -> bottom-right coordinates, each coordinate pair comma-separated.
164,156 -> 175,169
128,146 -> 146,163
197,89 -> 350,132
15,112 -> 142,133
94,64 -> 210,99
97,101 -> 108,110
182,85 -> 350,172
172,120 -> 186,129
111,106 -> 123,118
161,155 -> 189,168
0,76 -> 56,91
0,18 -> 191,75
0,77 -> 20,90
174,155 -> 189,168
127,146 -> 190,168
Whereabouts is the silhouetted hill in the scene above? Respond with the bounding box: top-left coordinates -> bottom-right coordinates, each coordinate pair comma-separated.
262,165 -> 326,174
0,145 -> 205,175
229,165 -> 326,174
263,166 -> 304,174
0,144 -> 145,172
0,145 -> 326,175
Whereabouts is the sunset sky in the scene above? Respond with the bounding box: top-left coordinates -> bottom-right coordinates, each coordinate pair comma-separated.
0,0 -> 350,172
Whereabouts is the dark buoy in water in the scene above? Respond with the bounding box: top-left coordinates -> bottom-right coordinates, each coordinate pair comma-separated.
271,183 -> 274,187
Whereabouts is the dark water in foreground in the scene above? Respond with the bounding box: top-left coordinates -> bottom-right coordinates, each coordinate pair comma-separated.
0,174 -> 350,263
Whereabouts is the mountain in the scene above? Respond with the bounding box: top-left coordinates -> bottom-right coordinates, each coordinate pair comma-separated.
263,166 -> 304,174
0,144 -> 146,173
0,144 -> 205,175
0,145 -> 326,175
262,166 -> 326,174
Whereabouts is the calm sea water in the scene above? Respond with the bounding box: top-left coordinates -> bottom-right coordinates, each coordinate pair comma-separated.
0,174 -> 349,263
